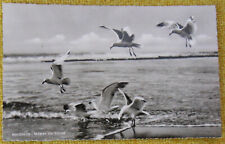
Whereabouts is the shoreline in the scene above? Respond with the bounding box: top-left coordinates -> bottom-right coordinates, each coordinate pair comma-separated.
41,54 -> 218,63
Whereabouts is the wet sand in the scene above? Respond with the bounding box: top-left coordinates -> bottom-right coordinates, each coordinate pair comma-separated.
3,119 -> 221,141
100,125 -> 221,139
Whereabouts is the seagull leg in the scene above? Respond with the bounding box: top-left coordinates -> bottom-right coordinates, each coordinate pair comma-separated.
185,38 -> 188,47
60,88 -> 64,94
129,48 -> 132,56
131,119 -> 136,127
59,85 -> 65,93
62,85 -> 66,92
131,48 -> 136,57
188,40 -> 192,48
131,126 -> 136,137
119,132 -> 125,139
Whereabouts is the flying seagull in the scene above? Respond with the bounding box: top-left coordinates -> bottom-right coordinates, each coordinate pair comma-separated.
118,88 -> 149,127
42,50 -> 71,93
157,16 -> 196,47
89,82 -> 129,114
63,102 -> 90,121
99,26 -> 140,57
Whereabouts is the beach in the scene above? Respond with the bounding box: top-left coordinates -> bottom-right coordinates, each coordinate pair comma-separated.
3,56 -> 221,140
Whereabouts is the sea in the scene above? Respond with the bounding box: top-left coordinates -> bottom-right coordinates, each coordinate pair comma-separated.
2,52 -> 221,140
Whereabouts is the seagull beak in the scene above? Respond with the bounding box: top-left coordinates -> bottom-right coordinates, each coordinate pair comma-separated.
42,81 -> 45,84
110,46 -> 113,50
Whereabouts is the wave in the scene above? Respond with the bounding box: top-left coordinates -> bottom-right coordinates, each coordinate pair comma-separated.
3,102 -> 221,127
3,101 -> 37,111
3,110 -> 66,119
3,101 -> 75,119
3,101 -> 118,120
3,56 -> 55,63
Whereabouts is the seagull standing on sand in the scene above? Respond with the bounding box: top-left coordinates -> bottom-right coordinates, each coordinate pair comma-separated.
118,88 -> 149,127
63,102 -> 90,121
89,82 -> 128,114
99,26 -> 140,57
157,16 -> 197,47
42,50 -> 71,93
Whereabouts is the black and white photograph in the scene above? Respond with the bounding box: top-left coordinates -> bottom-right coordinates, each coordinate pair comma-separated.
2,3 -> 221,140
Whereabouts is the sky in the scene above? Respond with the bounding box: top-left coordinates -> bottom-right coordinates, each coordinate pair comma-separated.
3,4 -> 218,55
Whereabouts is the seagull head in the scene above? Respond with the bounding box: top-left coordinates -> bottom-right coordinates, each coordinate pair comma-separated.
169,30 -> 175,36
63,104 -> 70,114
132,97 -> 147,109
110,45 -> 114,50
189,16 -> 196,23
88,100 -> 98,111
110,43 -> 120,50
110,44 -> 116,50
42,78 -> 50,84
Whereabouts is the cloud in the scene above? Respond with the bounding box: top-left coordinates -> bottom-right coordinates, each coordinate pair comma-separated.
47,34 -> 66,43
22,34 -> 69,53
69,32 -> 109,52
195,34 -> 212,42
25,34 -> 66,45
25,37 -> 42,44
137,34 -> 167,45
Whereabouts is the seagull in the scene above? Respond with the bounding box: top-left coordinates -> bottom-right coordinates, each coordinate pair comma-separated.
157,16 -> 197,47
42,50 -> 71,93
118,88 -> 149,127
99,26 -> 140,57
89,82 -> 129,114
63,102 -> 90,121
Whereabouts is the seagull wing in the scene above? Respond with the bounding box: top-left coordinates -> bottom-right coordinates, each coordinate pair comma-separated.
98,82 -> 128,110
156,22 -> 169,27
112,29 -> 123,40
51,64 -> 63,79
157,21 -> 180,30
118,88 -> 132,105
53,50 -> 70,65
99,25 -> 110,30
122,31 -> 134,42
99,26 -> 123,40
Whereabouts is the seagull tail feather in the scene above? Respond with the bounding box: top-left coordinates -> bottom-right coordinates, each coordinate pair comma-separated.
132,43 -> 141,48
62,78 -> 71,85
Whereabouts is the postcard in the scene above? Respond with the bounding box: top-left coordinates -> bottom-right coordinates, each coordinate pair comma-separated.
2,3 -> 221,141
